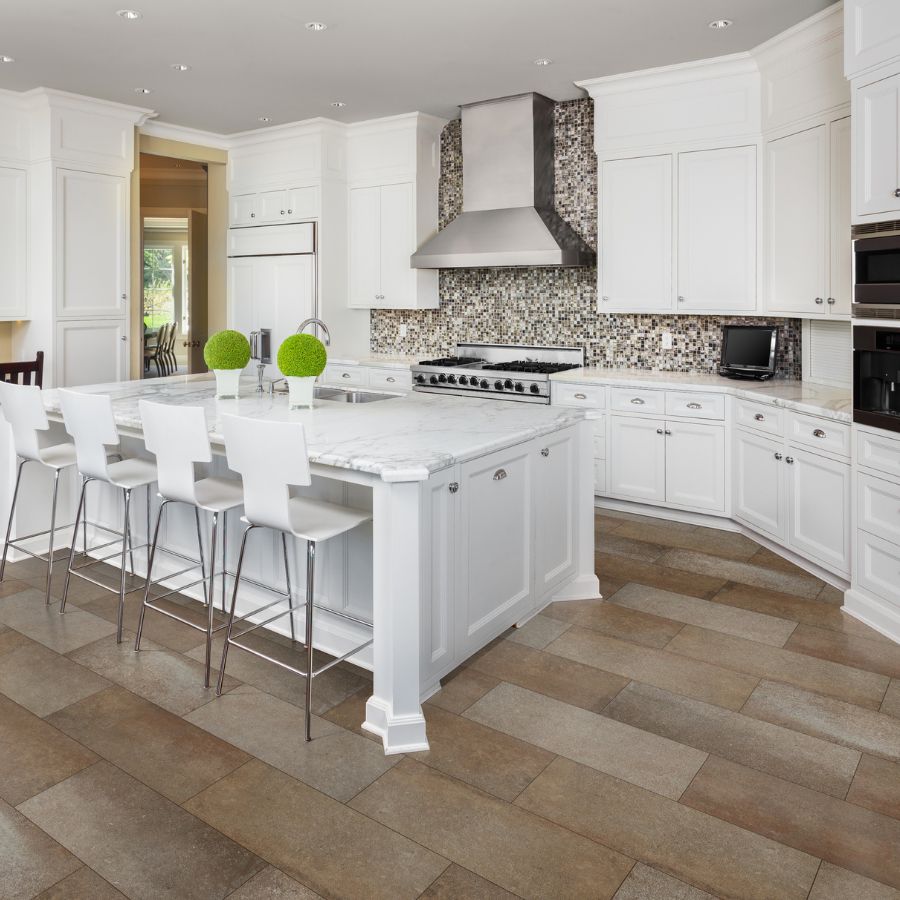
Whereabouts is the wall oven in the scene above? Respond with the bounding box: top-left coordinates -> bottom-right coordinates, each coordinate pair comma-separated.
854,325 -> 900,433
853,226 -> 900,318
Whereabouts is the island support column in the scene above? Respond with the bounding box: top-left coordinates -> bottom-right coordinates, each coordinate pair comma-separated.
363,477 -> 429,754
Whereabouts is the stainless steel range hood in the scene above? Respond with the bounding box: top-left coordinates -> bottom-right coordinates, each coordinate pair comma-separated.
410,93 -> 595,269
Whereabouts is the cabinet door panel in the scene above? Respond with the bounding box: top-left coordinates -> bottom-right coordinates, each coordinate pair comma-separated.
829,117 -> 852,315
677,146 -> 756,312
766,126 -> 828,315
855,73 -> 900,219
56,169 -> 127,318
787,448 -> 851,576
733,429 -> 784,539
533,430 -> 577,595
348,186 -> 381,307
258,189 -> 289,223
600,156 -> 672,312
665,422 -> 726,513
230,193 -> 257,227
609,416 -> 666,503
0,167 -> 27,319
458,446 -> 532,655
379,182 -> 415,308
227,258 -> 255,345
55,319 -> 126,387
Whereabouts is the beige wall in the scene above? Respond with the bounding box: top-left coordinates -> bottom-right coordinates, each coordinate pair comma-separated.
0,323 -> 12,361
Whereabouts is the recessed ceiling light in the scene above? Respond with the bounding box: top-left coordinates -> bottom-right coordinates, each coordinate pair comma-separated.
0,55 -> 14,64
305,21 -> 327,31
258,116 -> 272,123
330,101 -> 346,108
116,9 -> 142,20
708,19 -> 732,29
170,63 -> 190,72
533,57 -> 553,66
134,87 -> 152,94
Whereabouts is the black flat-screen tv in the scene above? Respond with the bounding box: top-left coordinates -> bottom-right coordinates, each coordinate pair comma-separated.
719,325 -> 778,380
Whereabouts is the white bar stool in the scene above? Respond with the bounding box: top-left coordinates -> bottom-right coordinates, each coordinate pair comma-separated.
134,400 -> 246,687
0,381 -> 79,603
216,414 -> 373,741
58,389 -> 158,642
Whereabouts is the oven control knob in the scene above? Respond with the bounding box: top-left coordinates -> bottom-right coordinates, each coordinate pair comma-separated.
514,382 -> 525,392
458,375 -> 468,385
429,375 -> 438,385
447,374 -> 457,384
480,379 -> 489,389
504,379 -> 514,390
438,374 -> 447,383
529,383 -> 540,394
494,380 -> 504,390
415,374 -> 425,384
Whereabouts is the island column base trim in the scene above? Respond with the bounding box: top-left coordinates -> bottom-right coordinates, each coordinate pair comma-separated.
362,696 -> 429,755
550,572 -> 602,603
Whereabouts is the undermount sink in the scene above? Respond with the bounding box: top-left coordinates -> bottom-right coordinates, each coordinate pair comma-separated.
313,386 -> 397,403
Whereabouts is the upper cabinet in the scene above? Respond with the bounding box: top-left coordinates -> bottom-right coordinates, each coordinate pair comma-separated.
229,185 -> 320,227
844,0 -> 900,79
0,167 -> 28,320
853,71 -> 900,221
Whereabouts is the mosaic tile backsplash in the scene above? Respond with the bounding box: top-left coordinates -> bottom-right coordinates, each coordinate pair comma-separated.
370,98 -> 802,379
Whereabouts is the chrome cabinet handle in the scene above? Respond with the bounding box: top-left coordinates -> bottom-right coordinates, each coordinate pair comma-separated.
687,402 -> 701,410
813,428 -> 826,438
280,210 -> 285,215
287,208 -> 293,214
677,296 -> 685,303
574,393 -> 587,400
775,452 -> 783,460
815,297 -> 824,305
493,469 -> 507,481
754,413 -> 765,421
120,335 -> 127,342
786,456 -> 794,464
664,429 -> 672,435
341,373 -> 351,379
630,398 -> 645,405
250,212 -> 256,218
449,482 -> 459,494
826,298 -> 835,305
656,428 -> 664,435
386,376 -> 396,383
540,447 -> 550,457
895,188 -> 900,198
121,293 -> 126,300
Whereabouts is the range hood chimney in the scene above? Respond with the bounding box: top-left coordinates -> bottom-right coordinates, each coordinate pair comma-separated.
410,93 -> 595,269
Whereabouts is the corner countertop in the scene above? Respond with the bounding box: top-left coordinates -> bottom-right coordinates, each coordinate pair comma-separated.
550,368 -> 853,423
41,374 -> 586,483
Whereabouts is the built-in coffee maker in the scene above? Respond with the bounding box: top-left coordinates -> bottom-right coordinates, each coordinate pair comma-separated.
854,325 -> 900,433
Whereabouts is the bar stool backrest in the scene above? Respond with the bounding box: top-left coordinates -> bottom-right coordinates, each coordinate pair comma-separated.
139,400 -> 211,504
0,381 -> 50,461
222,414 -> 310,534
58,389 -> 120,480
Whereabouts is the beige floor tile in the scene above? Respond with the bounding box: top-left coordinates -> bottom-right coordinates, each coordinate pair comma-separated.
186,758 -> 449,900
413,703 -> 554,801
595,553 -> 726,599
666,625 -> 889,709
543,596 -> 685,649
0,694 -> 97,806
0,588 -> 116,653
748,545 -> 820,578
681,756 -> 900,890
604,681 -> 860,797
227,866 -> 322,899
0,800 -> 81,900
0,577 -> 32,599
817,584 -> 847,606
743,680 -> 900,762
350,758 -> 633,900
0,632 -> 109,717
419,864 -> 518,899
883,680 -> 900,718
785,624 -> 900,679
516,756 -> 819,900
426,668 -> 499,714
612,863 -> 715,900
321,688 -> 379,741
467,638 -> 629,713
658,548 -> 823,598
598,508 -> 698,534
186,685 -> 397,801
545,626 -> 758,710
34,865 -> 126,899
613,519 -> 760,561
598,533 -> 667,563
506,613 -> 570,649
67,633 -> 240,716
610,582 -> 797,647
465,682 -> 706,799
19,761 -> 265,900
809,862 -> 900,900
846,755 -> 900,820
46,685 -> 250,804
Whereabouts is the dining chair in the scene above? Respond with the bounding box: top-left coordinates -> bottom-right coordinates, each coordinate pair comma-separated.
0,351 -> 44,388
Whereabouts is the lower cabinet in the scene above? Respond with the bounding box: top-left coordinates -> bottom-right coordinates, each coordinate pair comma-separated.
609,416 -> 666,503
734,429 -> 785,539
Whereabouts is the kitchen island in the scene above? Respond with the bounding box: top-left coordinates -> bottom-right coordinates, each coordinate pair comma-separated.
4,375 -> 599,753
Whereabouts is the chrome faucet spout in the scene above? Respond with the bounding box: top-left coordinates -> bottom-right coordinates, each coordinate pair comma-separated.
297,318 -> 331,346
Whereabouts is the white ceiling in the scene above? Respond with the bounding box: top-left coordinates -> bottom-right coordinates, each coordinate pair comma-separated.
0,0 -> 835,135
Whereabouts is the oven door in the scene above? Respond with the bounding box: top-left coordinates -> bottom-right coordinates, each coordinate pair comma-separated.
855,234 -> 900,304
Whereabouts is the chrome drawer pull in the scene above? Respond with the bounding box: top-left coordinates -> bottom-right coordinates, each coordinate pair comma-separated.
386,376 -> 396,383
540,448 -> 550,457
754,413 -> 765,421
775,452 -> 783,460
812,428 -> 826,438
687,402 -> 702,410
630,397 -> 645,405
449,482 -> 459,494
786,456 -> 794,465
574,393 -> 587,400
341,373 -> 351,379
493,469 -> 507,481
664,429 -> 672,435
656,428 -> 664,435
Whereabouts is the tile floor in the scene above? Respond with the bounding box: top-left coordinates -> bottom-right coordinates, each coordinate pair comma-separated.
1,510 -> 899,899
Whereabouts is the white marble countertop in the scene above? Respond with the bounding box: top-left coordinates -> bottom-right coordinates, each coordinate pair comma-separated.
551,368 -> 853,423
42,375 -> 585,483
326,353 -> 419,370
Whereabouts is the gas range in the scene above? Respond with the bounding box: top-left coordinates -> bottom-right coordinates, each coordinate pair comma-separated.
411,343 -> 585,403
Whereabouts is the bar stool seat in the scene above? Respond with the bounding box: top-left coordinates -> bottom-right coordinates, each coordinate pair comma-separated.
106,458 -> 159,490
282,497 -> 371,543
34,443 -> 78,469
194,477 -> 245,513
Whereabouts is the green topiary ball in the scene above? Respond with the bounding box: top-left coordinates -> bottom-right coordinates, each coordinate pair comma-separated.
277,334 -> 327,378
203,330 -> 251,370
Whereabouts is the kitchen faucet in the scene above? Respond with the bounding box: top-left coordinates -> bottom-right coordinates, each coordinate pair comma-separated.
297,318 -> 331,346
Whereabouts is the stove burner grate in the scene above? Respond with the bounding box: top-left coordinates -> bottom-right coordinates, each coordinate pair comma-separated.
479,361 -> 581,374
417,357 -> 485,367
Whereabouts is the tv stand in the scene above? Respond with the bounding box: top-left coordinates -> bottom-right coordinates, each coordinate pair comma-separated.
718,367 -> 774,381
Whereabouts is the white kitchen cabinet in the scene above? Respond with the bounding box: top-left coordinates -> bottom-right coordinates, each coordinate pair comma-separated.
786,447 -> 851,576
677,146 -> 757,312
533,429 -> 577,595
829,117 -> 852,316
609,416 -> 667,503
734,428 -> 785,539
665,421 -> 726,513
844,0 -> 900,78
230,193 -> 258,226
854,72 -> 900,221
348,185 -> 383,307
600,155 -> 672,313
55,318 -> 127,387
0,166 -> 27,320
55,168 -> 127,319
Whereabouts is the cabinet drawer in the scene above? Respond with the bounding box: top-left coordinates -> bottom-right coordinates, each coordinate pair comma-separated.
553,382 -> 606,409
787,412 -> 850,458
665,391 -> 725,420
858,473 -> 900,548
367,367 -> 411,391
610,387 -> 664,415
857,530 -> 900,605
324,364 -> 366,387
857,428 -> 900,480
734,398 -> 784,436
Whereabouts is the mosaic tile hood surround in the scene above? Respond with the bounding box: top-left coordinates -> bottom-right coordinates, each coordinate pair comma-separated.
370,99 -> 802,379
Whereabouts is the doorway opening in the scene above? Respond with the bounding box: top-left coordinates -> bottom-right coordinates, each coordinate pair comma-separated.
139,154 -> 208,378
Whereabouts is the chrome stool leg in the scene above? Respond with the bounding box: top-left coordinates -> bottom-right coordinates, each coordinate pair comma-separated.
281,533 -> 296,643
216,524 -> 256,696
305,539 -> 316,742
43,469 -> 62,604
204,511 -> 219,688
60,477 -> 89,614
194,507 -> 209,607
116,489 -> 133,643
135,499 -> 169,651
221,512 -> 228,613
0,458 -> 26,583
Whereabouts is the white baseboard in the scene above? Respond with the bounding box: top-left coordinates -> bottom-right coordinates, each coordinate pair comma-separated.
843,588 -> 900,645
595,497 -> 740,531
